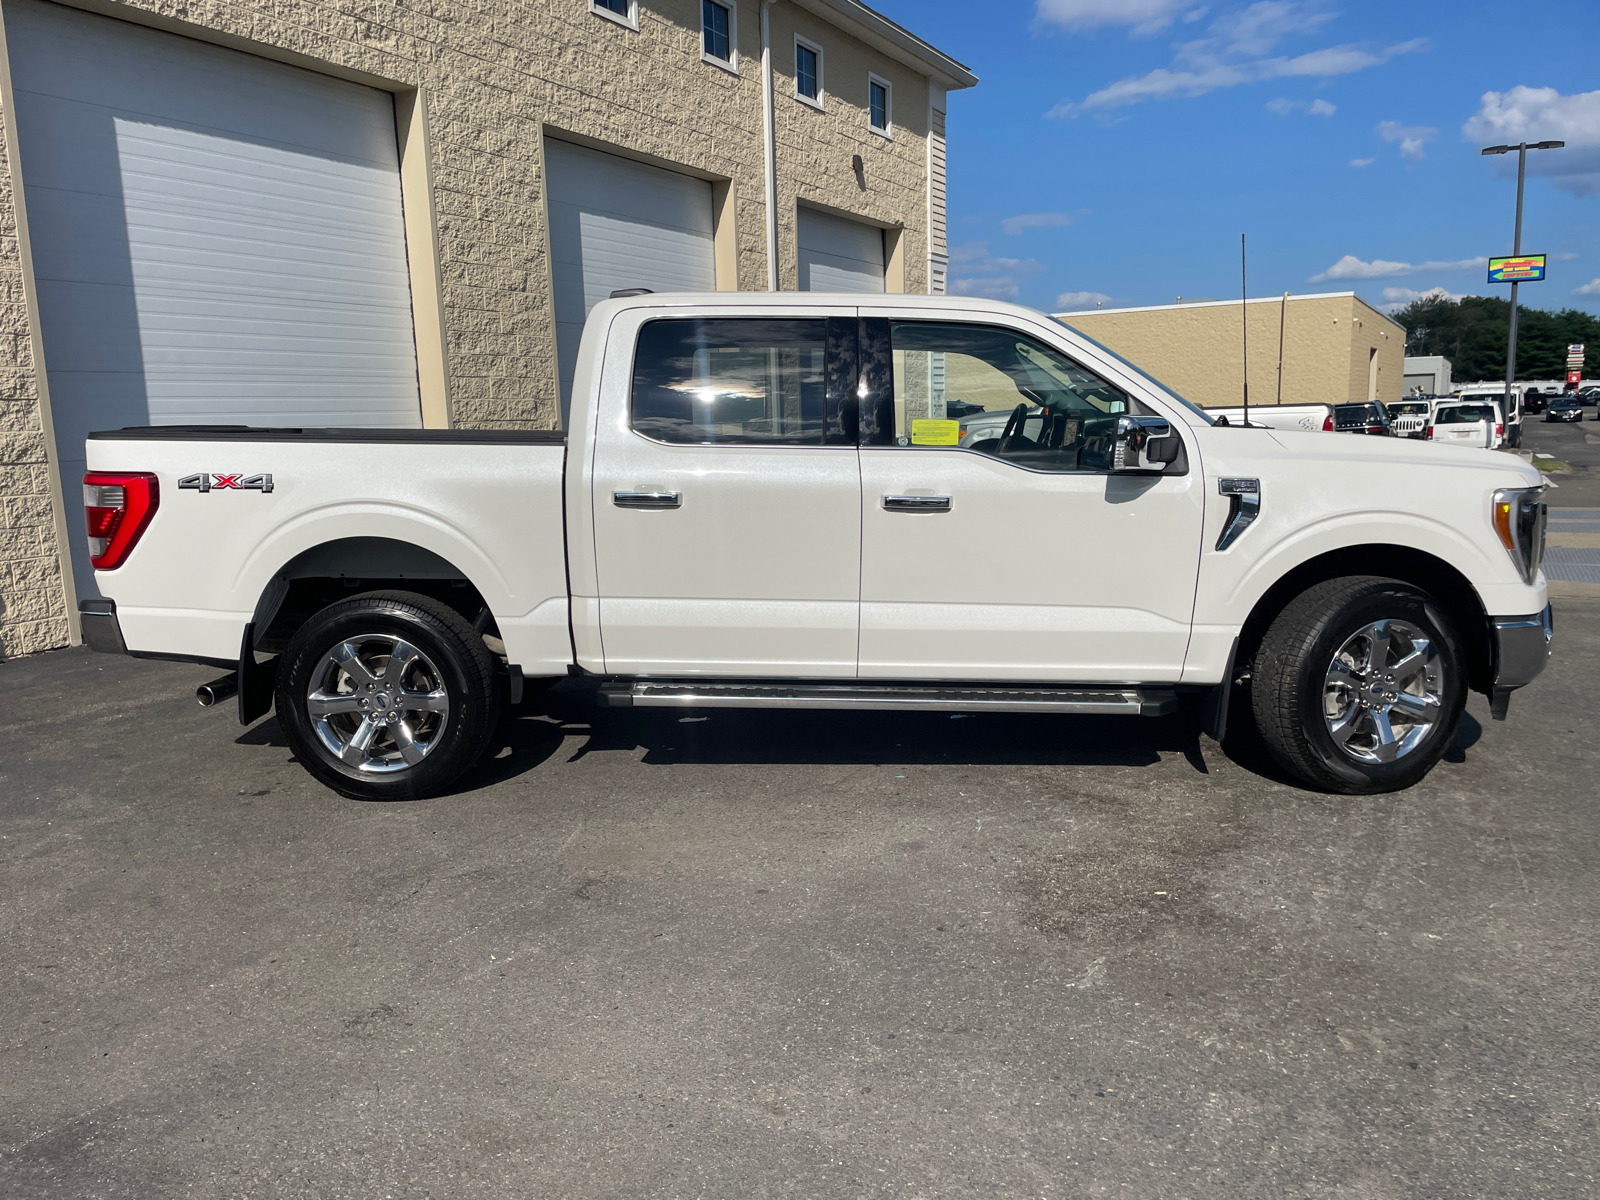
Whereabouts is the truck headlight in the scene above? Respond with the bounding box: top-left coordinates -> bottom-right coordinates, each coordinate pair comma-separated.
1491,486 -> 1547,585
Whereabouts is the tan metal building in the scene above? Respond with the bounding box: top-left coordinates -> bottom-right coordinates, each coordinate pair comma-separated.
0,0 -> 974,657
1057,292 -> 1405,413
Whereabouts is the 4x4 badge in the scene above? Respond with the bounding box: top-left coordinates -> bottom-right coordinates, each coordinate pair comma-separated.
178,473 -> 273,493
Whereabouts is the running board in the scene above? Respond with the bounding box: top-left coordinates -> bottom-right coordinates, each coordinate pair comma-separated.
598,680 -> 1177,716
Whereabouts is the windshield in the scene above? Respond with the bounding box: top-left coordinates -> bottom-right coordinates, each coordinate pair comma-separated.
1437,405 -> 1494,424
1051,317 -> 1215,424
1389,402 -> 1429,415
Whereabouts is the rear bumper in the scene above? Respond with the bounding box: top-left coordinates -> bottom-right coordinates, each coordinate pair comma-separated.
1488,605 -> 1553,719
79,598 -> 126,655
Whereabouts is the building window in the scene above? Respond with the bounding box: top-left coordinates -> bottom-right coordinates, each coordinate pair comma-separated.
868,74 -> 892,136
794,36 -> 823,108
591,0 -> 637,31
702,1 -> 736,71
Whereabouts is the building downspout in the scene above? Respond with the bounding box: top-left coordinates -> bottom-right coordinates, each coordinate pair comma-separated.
760,0 -> 778,291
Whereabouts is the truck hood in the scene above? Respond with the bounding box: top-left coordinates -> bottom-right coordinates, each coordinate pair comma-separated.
1261,427 -> 1542,488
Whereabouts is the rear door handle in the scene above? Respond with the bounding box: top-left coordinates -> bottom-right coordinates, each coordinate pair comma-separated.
613,491 -> 682,509
882,494 -> 951,512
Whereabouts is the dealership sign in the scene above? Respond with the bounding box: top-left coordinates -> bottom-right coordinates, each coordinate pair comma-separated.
1488,254 -> 1546,283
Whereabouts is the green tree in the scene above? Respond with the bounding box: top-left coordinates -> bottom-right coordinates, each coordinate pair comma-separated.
1393,293 -> 1600,382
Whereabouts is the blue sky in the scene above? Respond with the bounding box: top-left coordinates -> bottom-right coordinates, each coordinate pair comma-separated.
870,0 -> 1600,316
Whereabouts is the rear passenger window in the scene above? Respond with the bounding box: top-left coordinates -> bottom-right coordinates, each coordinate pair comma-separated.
631,318 -> 826,445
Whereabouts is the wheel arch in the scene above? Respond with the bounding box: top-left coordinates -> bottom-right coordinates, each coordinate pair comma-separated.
250,536 -> 493,655
1236,544 -> 1494,695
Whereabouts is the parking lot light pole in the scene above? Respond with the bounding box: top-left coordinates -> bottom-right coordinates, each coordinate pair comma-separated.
1482,140 -> 1564,447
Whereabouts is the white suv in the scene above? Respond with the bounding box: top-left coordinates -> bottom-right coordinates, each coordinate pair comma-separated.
1429,400 -> 1503,449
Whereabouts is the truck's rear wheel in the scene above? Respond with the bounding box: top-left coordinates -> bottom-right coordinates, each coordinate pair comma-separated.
1250,576 -> 1465,794
276,591 -> 500,800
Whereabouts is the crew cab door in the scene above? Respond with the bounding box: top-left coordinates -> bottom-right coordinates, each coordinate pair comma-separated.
855,312 -> 1205,683
589,309 -> 862,676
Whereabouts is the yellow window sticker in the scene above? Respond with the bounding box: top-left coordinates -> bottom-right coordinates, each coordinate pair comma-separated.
910,418 -> 960,446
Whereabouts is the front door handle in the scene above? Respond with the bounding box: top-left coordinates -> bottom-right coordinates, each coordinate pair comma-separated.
613,491 -> 682,509
882,494 -> 951,512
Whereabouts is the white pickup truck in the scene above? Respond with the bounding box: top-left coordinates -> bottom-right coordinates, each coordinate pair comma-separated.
79,294 -> 1553,800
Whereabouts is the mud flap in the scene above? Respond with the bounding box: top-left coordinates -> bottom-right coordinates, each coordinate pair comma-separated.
237,622 -> 279,726
1201,637 -> 1240,743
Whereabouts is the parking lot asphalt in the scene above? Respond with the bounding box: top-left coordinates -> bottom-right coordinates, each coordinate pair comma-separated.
1521,407 -> 1600,508
3,601 -> 1598,1199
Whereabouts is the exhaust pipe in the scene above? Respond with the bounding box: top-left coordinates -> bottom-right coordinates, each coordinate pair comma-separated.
196,673 -> 239,707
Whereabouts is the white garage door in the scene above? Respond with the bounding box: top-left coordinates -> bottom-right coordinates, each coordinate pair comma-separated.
798,208 -> 885,294
7,0 -> 422,596
545,139 -> 716,425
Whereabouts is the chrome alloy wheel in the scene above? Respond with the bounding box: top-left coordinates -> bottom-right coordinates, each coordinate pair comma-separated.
1322,619 -> 1443,764
306,636 -> 450,773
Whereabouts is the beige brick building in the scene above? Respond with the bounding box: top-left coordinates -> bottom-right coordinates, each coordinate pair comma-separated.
1057,292 -> 1405,413
0,0 -> 973,657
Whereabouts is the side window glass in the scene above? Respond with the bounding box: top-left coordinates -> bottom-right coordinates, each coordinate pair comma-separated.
631,318 -> 827,446
888,321 -> 1151,472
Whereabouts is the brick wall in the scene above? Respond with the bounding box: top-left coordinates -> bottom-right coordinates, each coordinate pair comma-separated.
0,86 -> 68,659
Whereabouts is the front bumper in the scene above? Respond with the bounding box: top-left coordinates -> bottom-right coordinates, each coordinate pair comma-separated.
1488,604 -> 1553,719
79,598 -> 126,654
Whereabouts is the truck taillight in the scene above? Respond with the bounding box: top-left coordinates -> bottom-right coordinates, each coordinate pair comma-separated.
83,472 -> 159,569
1496,423 -> 1504,437
1425,426 -> 1433,439
1322,414 -> 1333,431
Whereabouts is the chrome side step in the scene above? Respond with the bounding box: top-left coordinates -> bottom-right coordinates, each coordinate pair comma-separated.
598,680 -> 1177,716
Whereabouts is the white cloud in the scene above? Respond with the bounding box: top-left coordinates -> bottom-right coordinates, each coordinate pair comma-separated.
1374,285 -> 1472,314
1575,279 -> 1600,296
1049,33 -> 1426,115
1377,120 -> 1438,161
1380,286 -> 1467,304
1267,96 -> 1336,115
1463,87 -> 1600,197
1310,254 -> 1486,282
1000,212 -> 1076,235
1349,157 -> 1374,167
1055,291 -> 1115,310
948,242 -> 1047,301
1033,0 -> 1197,36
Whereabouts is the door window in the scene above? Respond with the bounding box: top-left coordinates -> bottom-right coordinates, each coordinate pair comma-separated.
631,318 -> 828,445
883,321 -> 1153,472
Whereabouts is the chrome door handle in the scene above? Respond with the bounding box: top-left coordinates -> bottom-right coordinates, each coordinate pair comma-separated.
613,491 -> 682,509
882,494 -> 951,512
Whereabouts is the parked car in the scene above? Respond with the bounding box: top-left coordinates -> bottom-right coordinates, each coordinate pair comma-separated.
1429,400 -> 1503,448
1522,389 -> 1548,415
1205,404 -> 1333,432
1333,402 -> 1392,435
1545,394 -> 1585,423
78,292 -> 1551,800
1387,400 -> 1432,439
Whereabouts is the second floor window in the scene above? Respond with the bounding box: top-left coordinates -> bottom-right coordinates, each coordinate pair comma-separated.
869,78 -> 890,133
796,42 -> 819,101
703,1 -> 731,64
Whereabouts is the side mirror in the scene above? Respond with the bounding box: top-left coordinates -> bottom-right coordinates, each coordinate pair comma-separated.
1112,414 -> 1175,471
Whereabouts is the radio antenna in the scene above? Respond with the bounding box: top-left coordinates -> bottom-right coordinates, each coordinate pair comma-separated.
1241,234 -> 1250,426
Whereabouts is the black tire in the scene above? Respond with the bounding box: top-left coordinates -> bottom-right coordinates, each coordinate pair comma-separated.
1249,576 -> 1465,794
275,591 -> 501,801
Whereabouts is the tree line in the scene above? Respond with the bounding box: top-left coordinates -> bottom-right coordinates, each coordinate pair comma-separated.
1391,293 -> 1599,383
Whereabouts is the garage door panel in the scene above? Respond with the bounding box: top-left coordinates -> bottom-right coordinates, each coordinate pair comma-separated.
9,1 -> 401,169
797,208 -> 885,294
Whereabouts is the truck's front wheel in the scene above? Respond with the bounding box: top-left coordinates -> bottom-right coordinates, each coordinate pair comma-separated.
1250,577 -> 1465,794
276,591 -> 501,801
